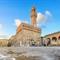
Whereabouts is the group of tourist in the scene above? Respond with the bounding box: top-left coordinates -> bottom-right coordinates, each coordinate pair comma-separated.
42,38 -> 51,46
42,38 -> 60,46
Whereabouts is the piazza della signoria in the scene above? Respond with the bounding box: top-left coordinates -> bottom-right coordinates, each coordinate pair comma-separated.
0,7 -> 60,47
7,7 -> 60,47
0,0 -> 60,60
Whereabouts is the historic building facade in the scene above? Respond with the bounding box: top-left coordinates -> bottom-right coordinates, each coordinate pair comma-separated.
0,39 -> 8,47
8,7 -> 41,47
43,31 -> 60,46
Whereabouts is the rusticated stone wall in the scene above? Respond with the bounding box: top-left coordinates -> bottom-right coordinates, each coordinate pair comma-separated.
10,29 -> 41,47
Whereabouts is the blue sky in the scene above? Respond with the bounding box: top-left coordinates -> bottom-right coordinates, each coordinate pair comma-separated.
0,0 -> 60,38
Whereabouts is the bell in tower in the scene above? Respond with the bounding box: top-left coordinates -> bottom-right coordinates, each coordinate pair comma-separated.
31,7 -> 37,27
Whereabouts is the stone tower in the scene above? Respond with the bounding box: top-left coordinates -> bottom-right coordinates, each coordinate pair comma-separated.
31,7 -> 37,27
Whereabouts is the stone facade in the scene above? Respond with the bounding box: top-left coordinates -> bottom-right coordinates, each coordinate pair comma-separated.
43,31 -> 60,46
9,23 -> 41,47
0,39 -> 8,47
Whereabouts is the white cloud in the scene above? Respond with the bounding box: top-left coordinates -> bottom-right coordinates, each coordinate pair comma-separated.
14,19 -> 29,27
37,11 -> 52,23
44,10 -> 52,23
36,10 -> 52,28
15,19 -> 21,27
37,13 -> 45,23
45,10 -> 52,16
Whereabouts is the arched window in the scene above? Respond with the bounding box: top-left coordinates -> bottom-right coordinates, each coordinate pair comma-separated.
58,36 -> 60,40
52,37 -> 57,41
47,38 -> 50,40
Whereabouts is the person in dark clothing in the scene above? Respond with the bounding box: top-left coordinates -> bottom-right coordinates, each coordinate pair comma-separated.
43,40 -> 47,46
47,38 -> 51,46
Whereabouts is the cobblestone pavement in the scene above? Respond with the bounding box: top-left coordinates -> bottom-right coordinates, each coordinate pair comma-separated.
0,47 -> 60,60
